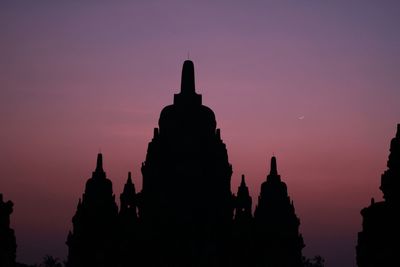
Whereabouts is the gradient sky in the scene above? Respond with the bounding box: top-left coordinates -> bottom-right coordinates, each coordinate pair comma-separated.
1,1 -> 400,266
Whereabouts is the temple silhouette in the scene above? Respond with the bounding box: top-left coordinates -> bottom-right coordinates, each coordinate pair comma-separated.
66,154 -> 119,267
66,60 -> 305,267
357,124 -> 400,267
254,157 -> 304,267
4,60 -> 398,266
0,194 -> 16,267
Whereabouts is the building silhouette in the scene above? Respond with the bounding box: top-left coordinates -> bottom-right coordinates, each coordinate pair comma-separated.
232,175 -> 253,267
118,172 -> 140,267
139,59 -> 234,266
235,175 -> 253,223
0,194 -> 16,267
254,157 -> 304,267
357,124 -> 400,267
66,154 -> 119,267
67,60 -> 305,267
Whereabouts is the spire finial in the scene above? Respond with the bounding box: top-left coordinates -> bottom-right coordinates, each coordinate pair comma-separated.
127,171 -> 132,184
96,153 -> 103,172
181,60 -> 195,94
270,156 -> 278,176
241,174 -> 246,186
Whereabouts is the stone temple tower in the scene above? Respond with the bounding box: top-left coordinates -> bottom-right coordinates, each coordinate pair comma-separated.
232,175 -> 253,267
357,124 -> 400,267
65,60 -> 310,267
118,172 -> 140,267
254,156 -> 304,267
67,154 -> 118,267
140,60 -> 234,266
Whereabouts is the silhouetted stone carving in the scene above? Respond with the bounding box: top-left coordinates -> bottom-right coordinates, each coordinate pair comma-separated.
254,157 -> 304,267
0,194 -> 16,267
357,124 -> 400,267
66,154 -> 118,267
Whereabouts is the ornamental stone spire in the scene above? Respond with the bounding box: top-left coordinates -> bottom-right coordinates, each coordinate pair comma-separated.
173,60 -> 202,106
180,60 -> 195,94
254,156 -> 304,267
67,153 -> 118,267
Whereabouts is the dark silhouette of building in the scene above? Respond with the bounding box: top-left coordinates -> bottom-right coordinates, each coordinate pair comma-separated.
0,194 -> 16,267
254,157 -> 304,267
232,175 -> 253,267
66,154 -> 119,267
67,60 -> 306,267
357,124 -> 400,267
118,172 -> 140,267
139,59 -> 234,266
235,175 -> 253,222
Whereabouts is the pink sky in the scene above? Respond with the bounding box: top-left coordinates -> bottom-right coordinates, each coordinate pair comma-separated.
1,1 -> 400,266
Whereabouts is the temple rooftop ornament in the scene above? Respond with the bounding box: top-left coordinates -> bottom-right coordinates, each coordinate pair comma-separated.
173,60 -> 202,106
95,153 -> 104,173
269,156 -> 278,177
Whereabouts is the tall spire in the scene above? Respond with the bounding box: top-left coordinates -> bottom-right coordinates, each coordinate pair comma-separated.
270,156 -> 278,176
267,156 -> 281,183
123,171 -> 136,195
235,174 -> 252,222
238,174 -> 250,195
241,174 -> 246,186
95,153 -> 103,172
127,171 -> 132,184
181,60 -> 195,94
173,60 -> 202,105
68,153 -> 117,267
254,156 -> 304,267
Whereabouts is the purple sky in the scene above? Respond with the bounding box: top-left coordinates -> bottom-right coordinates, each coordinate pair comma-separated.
1,1 -> 400,266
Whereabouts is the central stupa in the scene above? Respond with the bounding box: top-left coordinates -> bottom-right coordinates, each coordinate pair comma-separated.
140,60 -> 234,266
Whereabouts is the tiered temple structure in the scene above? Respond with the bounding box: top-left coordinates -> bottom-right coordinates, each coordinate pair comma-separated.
140,60 -> 234,266
0,194 -> 16,267
67,60 -> 306,267
232,175 -> 253,267
254,157 -> 304,267
235,175 -> 253,222
118,172 -> 140,267
357,124 -> 400,267
66,154 -> 119,267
